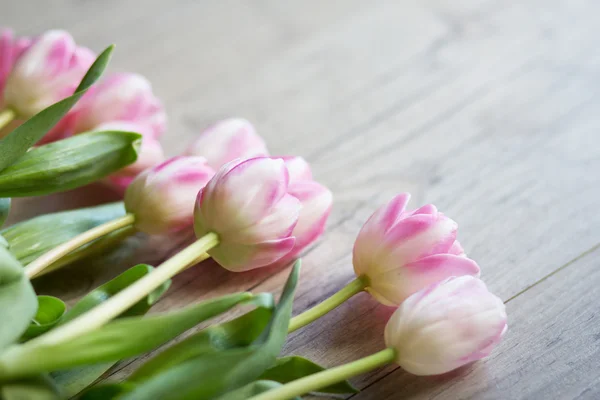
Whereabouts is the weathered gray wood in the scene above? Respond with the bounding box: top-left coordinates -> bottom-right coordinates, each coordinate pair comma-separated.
4,0 -> 600,398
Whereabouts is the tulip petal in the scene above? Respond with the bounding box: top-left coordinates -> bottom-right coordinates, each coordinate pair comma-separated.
209,237 -> 296,272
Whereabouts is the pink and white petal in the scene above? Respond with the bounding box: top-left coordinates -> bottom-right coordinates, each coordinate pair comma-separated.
209,237 -> 296,272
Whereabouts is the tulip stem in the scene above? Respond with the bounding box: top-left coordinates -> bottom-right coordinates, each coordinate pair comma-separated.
28,232 -> 220,346
24,213 -> 136,279
288,276 -> 367,333
0,108 -> 15,131
248,348 -> 396,400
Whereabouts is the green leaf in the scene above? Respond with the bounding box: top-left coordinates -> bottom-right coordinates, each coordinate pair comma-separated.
122,260 -> 301,400
51,264 -> 170,398
79,382 -> 135,400
1,202 -> 125,265
0,245 -> 37,350
0,198 -> 10,227
0,293 -> 267,379
216,380 -> 300,400
259,356 -> 358,394
0,374 -> 62,400
21,296 -> 67,341
0,46 -> 114,171
129,303 -> 274,382
0,131 -> 141,197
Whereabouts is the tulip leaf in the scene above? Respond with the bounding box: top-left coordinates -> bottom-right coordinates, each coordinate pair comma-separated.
20,296 -> 67,341
121,260 -> 301,400
50,264 -> 170,398
258,356 -> 358,394
0,292 -> 269,379
0,198 -> 9,227
0,45 -> 114,171
129,304 -> 274,382
0,374 -> 62,400
78,382 -> 135,400
0,131 -> 141,197
216,380 -> 300,400
0,245 -> 37,350
1,202 -> 125,265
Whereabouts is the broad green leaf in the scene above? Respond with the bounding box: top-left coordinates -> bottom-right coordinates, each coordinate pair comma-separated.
51,264 -> 170,398
0,46 -> 114,171
216,380 -> 300,400
0,374 -> 62,400
0,246 -> 37,350
0,293 -> 267,379
129,304 -> 274,381
121,260 -> 301,400
0,198 -> 9,227
21,296 -> 67,341
259,356 -> 358,394
1,202 -> 125,265
79,382 -> 135,400
0,131 -> 141,197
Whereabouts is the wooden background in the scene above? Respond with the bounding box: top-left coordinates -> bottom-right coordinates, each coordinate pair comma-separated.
5,0 -> 600,398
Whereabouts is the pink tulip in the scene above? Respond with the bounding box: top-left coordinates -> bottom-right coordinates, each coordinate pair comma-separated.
385,276 -> 507,375
73,72 -> 166,138
194,157 -> 301,271
93,121 -> 165,193
125,156 -> 215,234
353,193 -> 480,306
0,28 -> 31,108
3,30 -> 95,118
186,118 -> 268,170
280,156 -> 312,184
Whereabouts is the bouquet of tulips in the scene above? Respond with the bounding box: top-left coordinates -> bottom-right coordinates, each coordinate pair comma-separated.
0,29 -> 507,400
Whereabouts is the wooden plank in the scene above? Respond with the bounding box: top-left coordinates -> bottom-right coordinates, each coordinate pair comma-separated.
354,246 -> 600,400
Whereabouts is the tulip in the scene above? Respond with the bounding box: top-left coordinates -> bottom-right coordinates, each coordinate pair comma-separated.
24,156 -> 214,279
247,277 -> 507,400
194,157 -> 301,271
385,276 -> 507,375
91,121 -> 166,193
281,156 -> 312,184
186,118 -> 269,170
0,29 -> 31,109
3,30 -> 95,119
27,157 -> 302,343
353,192 -> 480,306
125,156 -> 215,235
73,72 -> 166,138
288,192 -> 479,332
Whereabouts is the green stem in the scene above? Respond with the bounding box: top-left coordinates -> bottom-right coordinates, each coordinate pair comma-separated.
0,108 -> 16,131
40,226 -> 138,276
249,348 -> 397,400
29,232 -> 220,346
288,276 -> 367,333
24,213 -> 136,279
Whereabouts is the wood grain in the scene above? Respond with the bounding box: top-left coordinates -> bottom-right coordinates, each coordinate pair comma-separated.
4,0 -> 600,398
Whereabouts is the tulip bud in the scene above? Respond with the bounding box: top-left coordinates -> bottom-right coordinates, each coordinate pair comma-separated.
385,276 -> 507,375
194,157 -> 301,271
93,122 -> 165,193
281,156 -> 312,184
0,29 -> 31,108
3,30 -> 95,118
73,73 -> 166,138
186,118 -> 269,170
125,156 -> 215,234
353,193 -> 480,306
